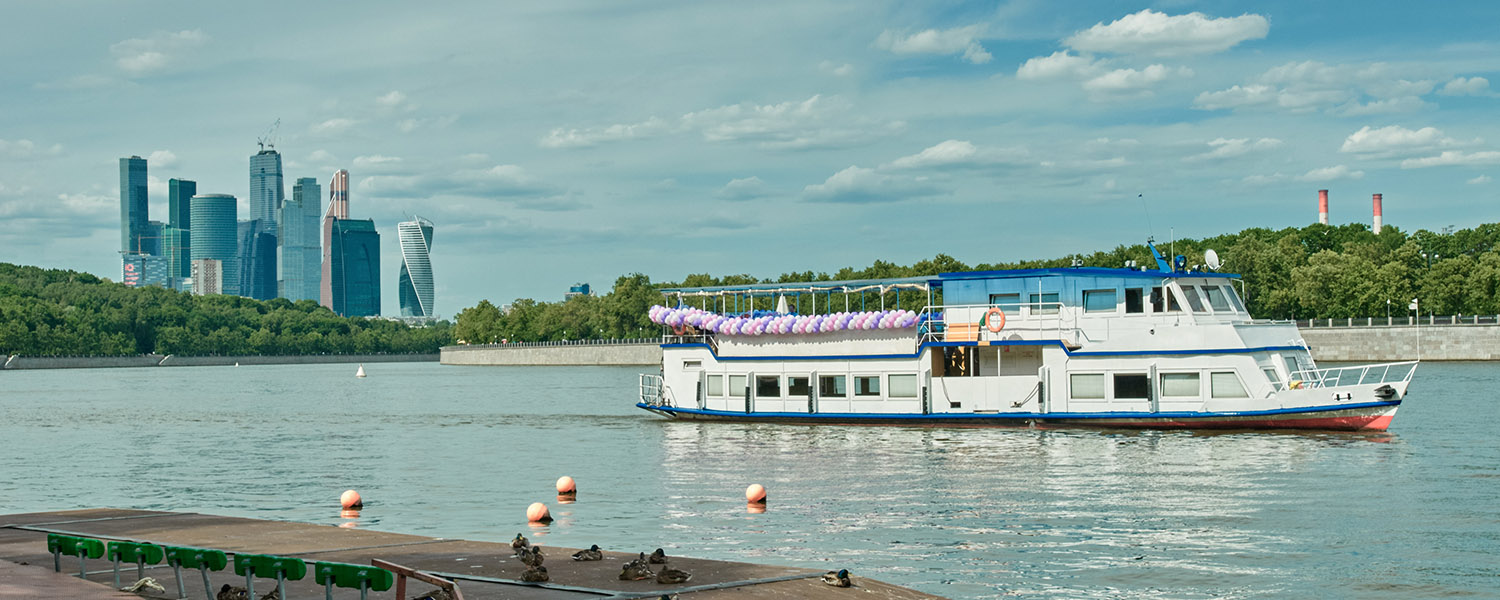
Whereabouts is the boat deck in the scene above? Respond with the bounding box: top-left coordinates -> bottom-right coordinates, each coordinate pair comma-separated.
0,509 -> 940,599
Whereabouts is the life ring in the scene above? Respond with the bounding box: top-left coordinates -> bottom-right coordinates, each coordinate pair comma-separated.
673,323 -> 687,335
984,307 -> 1006,333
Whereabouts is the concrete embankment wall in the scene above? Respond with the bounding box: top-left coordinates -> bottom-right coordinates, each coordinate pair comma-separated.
2,353 -> 438,370
441,344 -> 661,366
1301,325 -> 1500,361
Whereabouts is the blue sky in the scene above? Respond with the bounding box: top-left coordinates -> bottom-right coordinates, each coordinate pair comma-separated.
2,1 -> 1498,316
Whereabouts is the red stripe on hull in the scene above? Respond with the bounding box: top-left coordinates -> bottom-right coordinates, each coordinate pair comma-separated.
1076,413 -> 1394,432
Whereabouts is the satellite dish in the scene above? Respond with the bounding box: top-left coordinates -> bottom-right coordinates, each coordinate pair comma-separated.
1204,249 -> 1221,271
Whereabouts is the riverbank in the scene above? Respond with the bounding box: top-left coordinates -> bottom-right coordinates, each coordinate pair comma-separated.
1,352 -> 438,370
442,340 -> 660,366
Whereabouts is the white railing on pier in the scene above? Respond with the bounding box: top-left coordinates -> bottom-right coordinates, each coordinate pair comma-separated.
917,302 -> 1077,346
1288,360 -> 1418,390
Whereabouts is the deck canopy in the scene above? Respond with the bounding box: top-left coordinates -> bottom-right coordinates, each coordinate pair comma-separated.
659,275 -> 939,298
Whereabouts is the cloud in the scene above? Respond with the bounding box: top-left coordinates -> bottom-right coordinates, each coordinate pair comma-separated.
310,118 -> 358,135
1339,125 -> 1474,158
33,74 -> 115,91
0,139 -> 63,159
1195,61 -> 1440,114
819,61 -> 853,77
306,149 -> 336,163
397,115 -> 458,133
716,176 -> 768,201
147,149 -> 177,168
875,25 -> 991,64
539,117 -> 669,149
1016,51 -> 1100,80
541,95 -> 903,151
803,166 -> 943,203
1400,150 -> 1500,169
1297,165 -> 1364,181
1184,137 -> 1282,161
358,164 -> 557,199
884,140 -> 1028,170
352,155 -> 405,172
1469,174 -> 1492,185
1081,64 -> 1191,97
1438,76 -> 1491,96
109,30 -> 207,75
1064,9 -> 1268,57
1193,84 -> 1277,110
1335,96 -> 1434,116
376,90 -> 408,107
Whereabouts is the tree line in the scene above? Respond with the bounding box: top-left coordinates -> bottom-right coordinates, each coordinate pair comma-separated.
454,221 -> 1500,343
0,262 -> 452,356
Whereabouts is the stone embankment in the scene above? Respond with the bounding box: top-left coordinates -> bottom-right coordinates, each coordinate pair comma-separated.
442,340 -> 661,366
2,352 -> 438,370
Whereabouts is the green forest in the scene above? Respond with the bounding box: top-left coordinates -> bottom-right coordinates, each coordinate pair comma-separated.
0,263 -> 452,356
453,221 -> 1500,344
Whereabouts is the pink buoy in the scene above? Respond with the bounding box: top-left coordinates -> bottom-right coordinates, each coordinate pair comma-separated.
745,483 -> 767,503
340,490 -> 363,509
527,502 -> 553,523
556,476 -> 577,494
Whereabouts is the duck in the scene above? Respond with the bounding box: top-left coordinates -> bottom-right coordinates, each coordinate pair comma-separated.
511,533 -> 530,554
521,546 -> 545,567
520,564 -> 549,582
656,566 -> 692,584
822,569 -> 852,588
216,585 -> 248,600
120,577 -> 166,593
648,548 -> 669,564
619,555 -> 654,581
409,589 -> 455,600
571,544 -> 603,561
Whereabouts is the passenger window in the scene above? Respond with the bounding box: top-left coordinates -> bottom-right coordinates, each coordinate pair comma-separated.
854,376 -> 881,397
989,293 -> 1021,315
1125,288 -> 1145,314
1113,374 -> 1150,399
1263,368 -> 1283,392
888,374 -> 918,398
1181,285 -> 1207,312
1152,286 -> 1180,312
756,375 -> 780,398
1224,286 -> 1247,312
1028,292 -> 1060,315
1204,286 -> 1232,312
729,375 -> 747,396
1210,372 -> 1249,398
818,375 -> 847,398
1070,374 -> 1106,399
788,376 -> 810,397
1083,289 -> 1117,312
707,374 -> 724,397
1160,373 -> 1200,397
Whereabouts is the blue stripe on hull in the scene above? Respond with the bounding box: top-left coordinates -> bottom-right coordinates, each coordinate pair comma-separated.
637,400 -> 1399,423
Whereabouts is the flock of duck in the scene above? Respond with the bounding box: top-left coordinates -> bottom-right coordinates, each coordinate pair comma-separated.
508,533 -> 853,590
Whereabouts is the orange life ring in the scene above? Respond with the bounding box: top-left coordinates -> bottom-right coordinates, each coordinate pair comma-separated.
985,307 -> 1006,332
673,323 -> 687,335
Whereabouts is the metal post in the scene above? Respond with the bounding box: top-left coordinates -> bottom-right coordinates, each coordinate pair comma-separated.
201,566 -> 214,600
79,553 -> 87,578
326,580 -> 335,600
53,550 -> 61,573
113,556 -> 122,588
138,557 -> 145,582
246,572 -> 255,598
277,571 -> 286,600
171,563 -> 185,600
361,579 -> 370,600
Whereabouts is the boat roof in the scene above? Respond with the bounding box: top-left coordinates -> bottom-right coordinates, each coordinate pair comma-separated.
658,267 -> 1238,295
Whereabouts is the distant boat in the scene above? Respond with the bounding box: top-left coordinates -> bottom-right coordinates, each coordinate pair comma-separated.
356,364 -> 367,378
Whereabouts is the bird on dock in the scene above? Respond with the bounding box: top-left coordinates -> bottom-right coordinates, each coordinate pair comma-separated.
572,544 -> 603,561
511,533 -> 530,553
521,546 -> 545,567
619,553 -> 654,581
520,564 -> 549,582
648,548 -> 669,564
217,584 -> 248,600
259,591 -> 280,600
120,577 -> 166,593
656,566 -> 692,584
822,569 -> 852,587
409,589 -> 455,600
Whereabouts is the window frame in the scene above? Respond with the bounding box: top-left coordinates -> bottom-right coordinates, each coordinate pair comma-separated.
1124,288 -> 1146,314
1203,285 -> 1232,313
887,373 -> 919,398
728,374 -> 748,397
1112,373 -> 1151,400
853,374 -> 882,398
1028,291 -> 1060,315
706,374 -> 724,397
787,375 -> 811,397
1210,371 -> 1250,399
1069,373 -> 1107,400
755,375 -> 781,398
1083,289 -> 1119,313
818,374 -> 848,398
1159,372 -> 1201,398
990,293 -> 1021,315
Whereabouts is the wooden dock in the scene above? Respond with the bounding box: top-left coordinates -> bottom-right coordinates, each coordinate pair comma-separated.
0,509 -> 942,599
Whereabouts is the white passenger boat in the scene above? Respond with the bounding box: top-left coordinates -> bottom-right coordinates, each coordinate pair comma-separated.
637,243 -> 1416,431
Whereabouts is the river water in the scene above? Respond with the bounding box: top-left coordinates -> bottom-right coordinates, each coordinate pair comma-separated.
1,362 -> 1495,598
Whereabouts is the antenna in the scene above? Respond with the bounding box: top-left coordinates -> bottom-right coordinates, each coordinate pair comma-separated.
256,118 -> 281,151
1204,249 -> 1221,271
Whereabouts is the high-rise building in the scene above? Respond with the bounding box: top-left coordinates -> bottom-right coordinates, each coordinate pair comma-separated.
250,149 -> 284,236
320,170 -> 350,310
397,216 -> 435,317
191,259 -> 223,296
189,194 -> 238,295
237,219 -> 278,300
121,253 -> 171,288
329,219 -> 380,317
279,177 -> 322,301
167,179 -> 196,280
119,156 -> 148,253
168,178 -> 196,229
162,227 -> 190,288
142,220 -> 165,256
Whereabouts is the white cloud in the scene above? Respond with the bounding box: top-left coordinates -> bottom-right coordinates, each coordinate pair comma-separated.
1241,173 -> 1285,186
376,90 -> 407,107
1192,84 -> 1276,110
358,164 -> 554,199
803,166 -> 943,203
1016,51 -> 1100,80
1297,165 -> 1364,181
1184,137 -> 1282,161
306,149 -> 336,163
0,139 -> 63,159
1336,96 -> 1434,116
352,155 -> 404,171
109,30 -> 207,75
55,192 -> 115,216
716,176 -> 768,201
1064,9 -> 1268,57
1339,125 -> 1472,157
875,25 -> 991,64
819,61 -> 853,77
1401,150 -> 1500,169
33,74 -> 115,90
1081,64 -> 1190,97
541,95 -> 902,151
1195,61 -> 1442,114
884,140 -> 1028,169
310,118 -> 358,135
1468,174 -> 1492,184
1439,76 -> 1491,96
539,117 -> 669,149
147,149 -> 177,167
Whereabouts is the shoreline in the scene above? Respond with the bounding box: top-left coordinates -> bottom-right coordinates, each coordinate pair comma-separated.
1,352 -> 438,370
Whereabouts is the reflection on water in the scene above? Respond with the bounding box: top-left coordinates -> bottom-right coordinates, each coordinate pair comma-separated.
0,362 -> 1495,599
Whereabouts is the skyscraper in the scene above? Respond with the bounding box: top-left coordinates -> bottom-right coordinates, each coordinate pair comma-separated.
279,177 -> 322,301
190,194 -> 238,296
320,169 -> 350,310
397,216 -> 435,317
237,219 -> 277,300
168,178 -> 196,229
330,219 -> 380,317
249,149 -> 284,236
119,156 -> 148,254
167,179 -> 197,281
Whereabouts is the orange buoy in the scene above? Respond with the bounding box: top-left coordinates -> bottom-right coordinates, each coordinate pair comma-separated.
556,476 -> 576,494
747,503 -> 766,514
339,509 -> 361,519
527,502 -> 553,523
745,484 -> 767,503
340,490 -> 363,509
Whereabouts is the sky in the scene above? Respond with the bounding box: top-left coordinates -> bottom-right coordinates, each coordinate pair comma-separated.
2,0 -> 1499,317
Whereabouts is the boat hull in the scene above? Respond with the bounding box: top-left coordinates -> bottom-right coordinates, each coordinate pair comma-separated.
636,401 -> 1400,432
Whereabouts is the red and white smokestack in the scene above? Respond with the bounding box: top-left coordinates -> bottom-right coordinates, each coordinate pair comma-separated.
1318,189 -> 1329,225
1373,193 -> 1383,234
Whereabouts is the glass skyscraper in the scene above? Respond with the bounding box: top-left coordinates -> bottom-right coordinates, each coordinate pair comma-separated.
119,156 -> 148,253
189,194 -> 238,296
397,216 -> 435,317
330,219 -> 380,317
279,177 -> 322,301
249,149 -> 284,236
238,219 -> 278,300
320,169 -> 350,310
167,179 -> 196,279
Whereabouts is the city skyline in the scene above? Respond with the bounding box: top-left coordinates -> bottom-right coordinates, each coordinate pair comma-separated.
3,2 -> 1499,316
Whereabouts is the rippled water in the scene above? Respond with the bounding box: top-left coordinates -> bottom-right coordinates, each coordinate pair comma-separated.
1,362 -> 1496,598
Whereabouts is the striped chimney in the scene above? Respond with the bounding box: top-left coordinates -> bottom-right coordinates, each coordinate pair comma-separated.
1318,189 -> 1329,225
1373,193 -> 1383,234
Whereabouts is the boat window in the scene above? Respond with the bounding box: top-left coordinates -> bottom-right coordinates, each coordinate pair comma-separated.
1283,356 -> 1302,378
1151,286 -> 1180,312
1124,288 -> 1145,314
1028,292 -> 1060,315
1210,372 -> 1249,398
1070,374 -> 1106,399
888,374 -> 918,398
819,375 -> 847,398
756,375 -> 781,398
1160,373 -> 1200,397
1224,285 -> 1247,313
683,360 -> 701,369
729,375 -> 747,397
1262,368 -> 1283,392
788,376 -> 810,397
707,374 -> 724,397
854,375 -> 881,397
1203,286 -> 1232,312
1083,289 -> 1117,313
990,293 -> 1021,314
1181,285 -> 1207,313
1113,374 -> 1150,399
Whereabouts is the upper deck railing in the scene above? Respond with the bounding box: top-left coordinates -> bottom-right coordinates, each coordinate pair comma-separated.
917,302 -> 1078,346
1288,360 -> 1418,389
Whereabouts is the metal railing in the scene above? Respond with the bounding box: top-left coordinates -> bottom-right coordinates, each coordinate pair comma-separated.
917,302 -> 1076,345
1287,360 -> 1418,389
639,373 -> 667,406
1299,315 -> 1500,328
452,337 -> 664,349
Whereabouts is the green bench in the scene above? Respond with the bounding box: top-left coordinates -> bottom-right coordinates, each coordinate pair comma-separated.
106,540 -> 165,588
314,561 -> 394,600
164,545 -> 229,599
46,533 -> 104,578
235,553 -> 308,599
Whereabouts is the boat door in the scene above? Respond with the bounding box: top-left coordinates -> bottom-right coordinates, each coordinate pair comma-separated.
744,371 -> 754,413
1149,363 -> 1159,413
